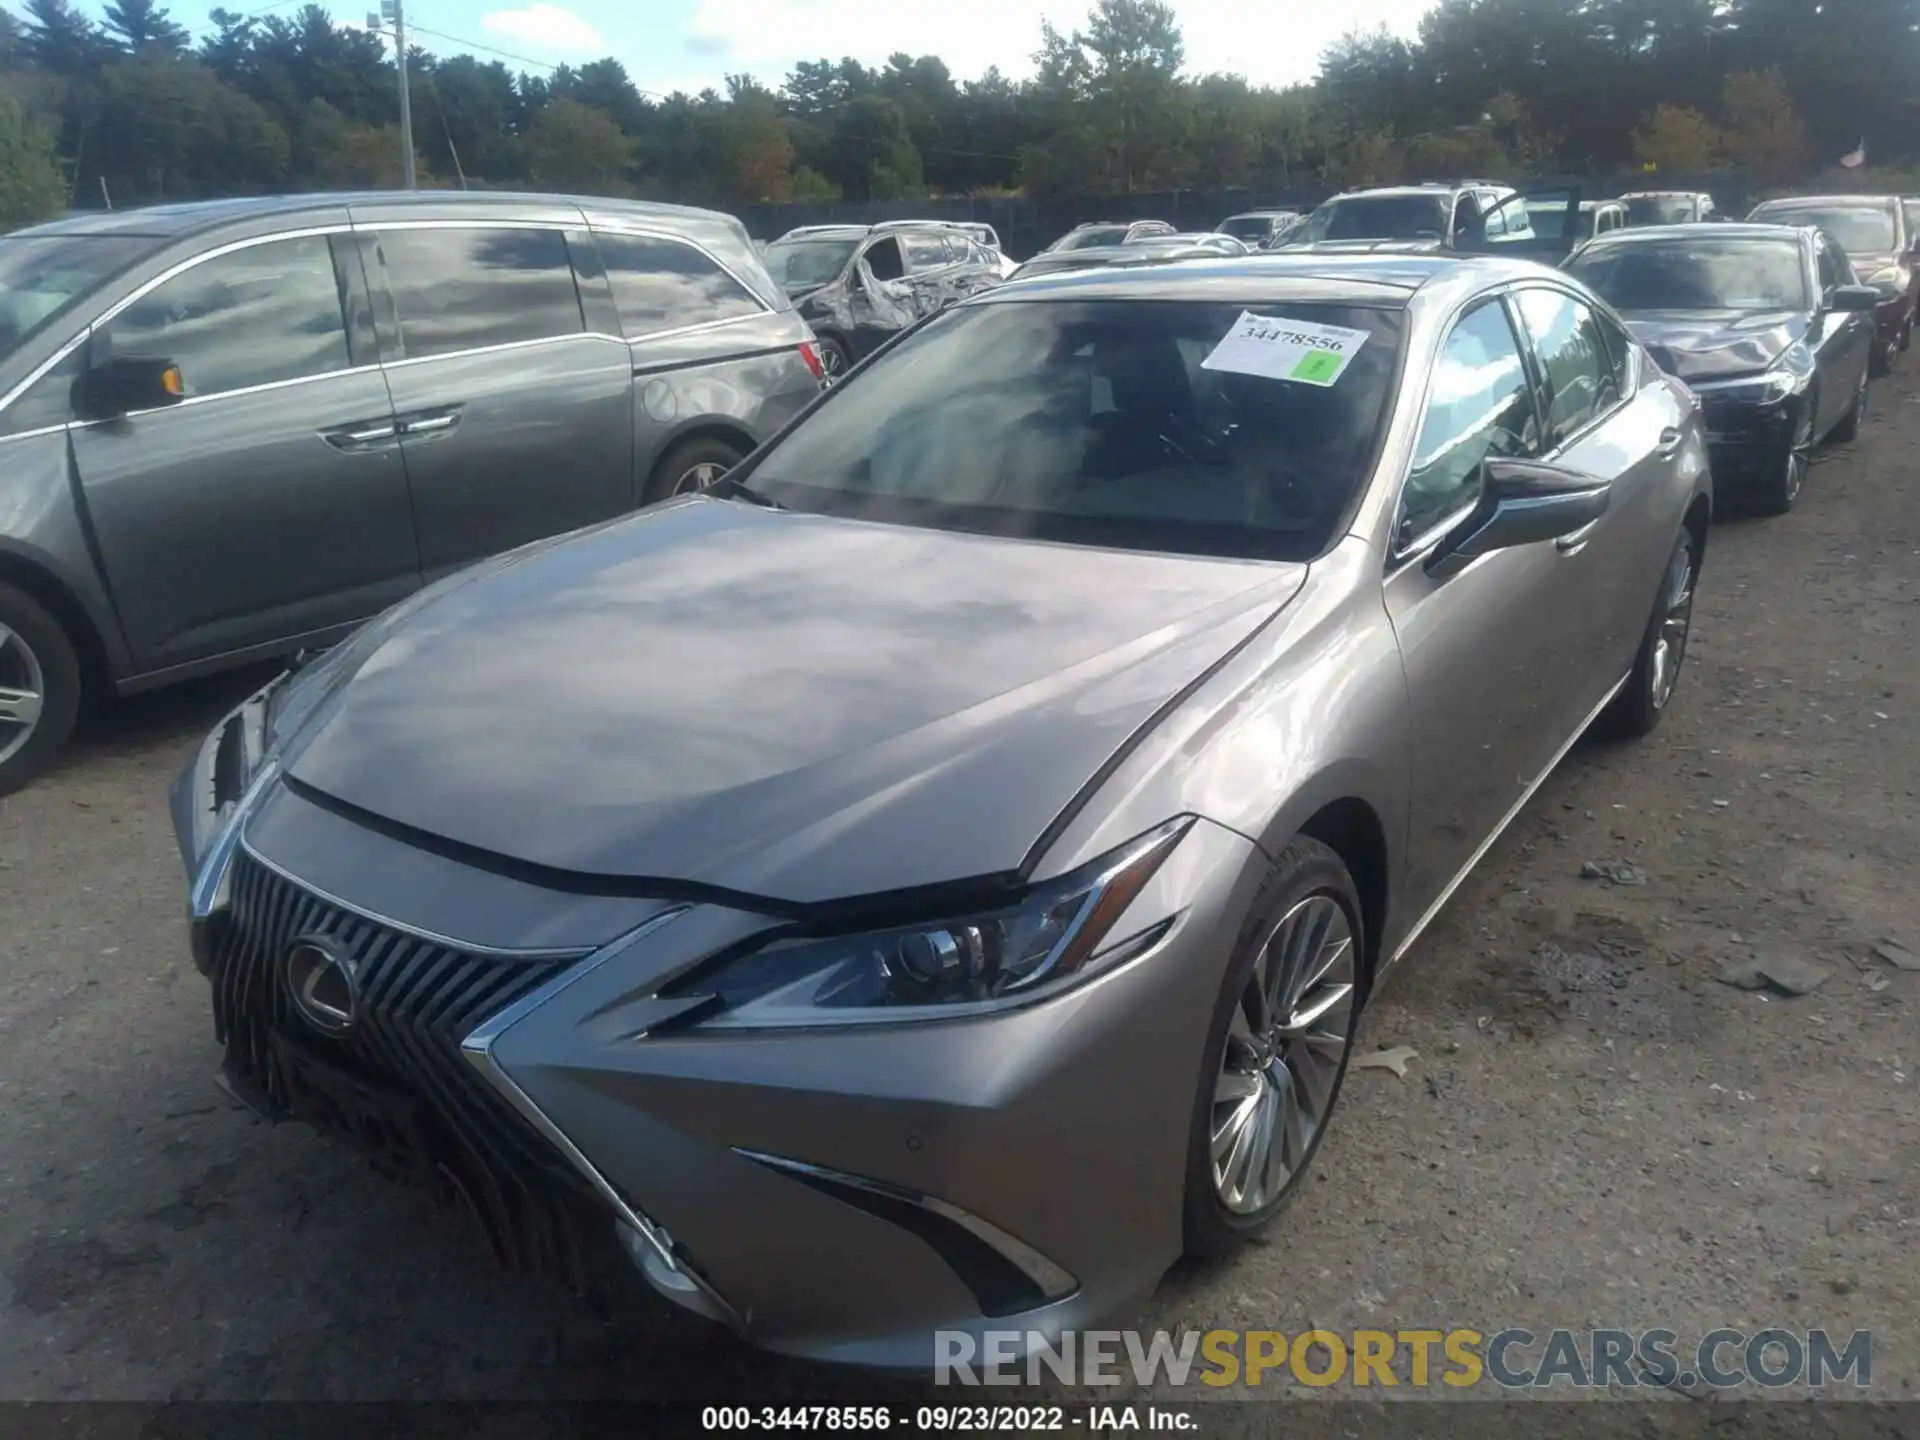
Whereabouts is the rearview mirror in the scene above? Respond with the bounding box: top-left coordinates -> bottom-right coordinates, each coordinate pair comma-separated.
1829,284 -> 1881,313
77,355 -> 185,419
1426,457 -> 1611,579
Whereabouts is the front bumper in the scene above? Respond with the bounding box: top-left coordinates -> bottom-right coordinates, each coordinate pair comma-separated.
1698,392 -> 1800,486
174,724 -> 1266,1366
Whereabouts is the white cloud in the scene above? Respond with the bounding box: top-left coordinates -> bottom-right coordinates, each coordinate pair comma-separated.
479,3 -> 606,57
679,0 -> 1433,91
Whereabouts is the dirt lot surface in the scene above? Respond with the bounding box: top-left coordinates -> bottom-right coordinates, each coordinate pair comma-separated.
1,367 -> 1915,1414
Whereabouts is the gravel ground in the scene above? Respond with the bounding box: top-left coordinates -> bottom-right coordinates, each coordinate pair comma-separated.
0,366 -> 1915,1410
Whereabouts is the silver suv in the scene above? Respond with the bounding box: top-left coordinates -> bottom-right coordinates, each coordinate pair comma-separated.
0,191 -> 824,793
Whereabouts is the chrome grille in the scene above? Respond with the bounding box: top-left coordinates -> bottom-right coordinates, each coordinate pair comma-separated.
212,848 -> 602,1286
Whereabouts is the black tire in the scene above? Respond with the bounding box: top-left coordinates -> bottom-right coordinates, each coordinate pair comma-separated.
1754,397 -> 1816,516
1870,324 -> 1898,377
815,334 -> 851,385
1602,528 -> 1697,740
1183,837 -> 1366,1259
0,582 -> 83,798
1901,312 -> 1914,353
1827,366 -> 1867,445
641,435 -> 745,506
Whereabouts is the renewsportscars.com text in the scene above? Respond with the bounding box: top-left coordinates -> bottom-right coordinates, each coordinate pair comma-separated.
935,1327 -> 1872,1390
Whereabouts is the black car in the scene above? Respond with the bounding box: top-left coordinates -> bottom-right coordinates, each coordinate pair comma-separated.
1565,223 -> 1880,514
759,224 -> 1003,379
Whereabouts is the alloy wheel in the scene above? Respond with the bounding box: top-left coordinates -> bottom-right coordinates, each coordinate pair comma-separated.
820,344 -> 846,384
672,462 -> 724,496
1210,894 -> 1356,1214
0,621 -> 46,768
1649,538 -> 1695,712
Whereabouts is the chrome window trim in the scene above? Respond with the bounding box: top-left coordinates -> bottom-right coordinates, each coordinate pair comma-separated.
0,421 -> 71,446
1386,285 -> 1534,563
67,361 -> 389,429
581,221 -> 775,335
0,327 -> 90,416
1510,281 -> 1637,456
0,224 -> 364,424
619,308 -> 784,351
376,328 -> 632,372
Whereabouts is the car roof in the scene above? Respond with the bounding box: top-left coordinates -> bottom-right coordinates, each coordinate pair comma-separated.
1620,191 -> 1708,200
985,251 -> 1538,305
5,189 -> 739,241
1326,185 -> 1491,202
1224,209 -> 1298,218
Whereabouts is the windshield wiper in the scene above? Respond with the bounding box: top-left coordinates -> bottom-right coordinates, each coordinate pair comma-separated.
708,475 -> 789,511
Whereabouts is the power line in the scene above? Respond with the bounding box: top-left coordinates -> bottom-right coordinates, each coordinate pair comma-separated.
398,21 -> 674,99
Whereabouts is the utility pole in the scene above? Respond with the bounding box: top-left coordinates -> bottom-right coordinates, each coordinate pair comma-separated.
374,0 -> 417,189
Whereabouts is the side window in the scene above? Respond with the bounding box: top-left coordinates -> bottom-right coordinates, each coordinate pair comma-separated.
1401,299 -> 1539,543
374,227 -> 583,360
94,234 -> 350,400
592,232 -> 761,339
1592,307 -> 1637,394
1815,235 -> 1849,292
864,236 -> 906,282
1513,287 -> 1619,447
0,346 -> 84,435
1454,196 -> 1484,239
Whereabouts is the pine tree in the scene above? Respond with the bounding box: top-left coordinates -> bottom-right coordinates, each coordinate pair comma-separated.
102,0 -> 191,57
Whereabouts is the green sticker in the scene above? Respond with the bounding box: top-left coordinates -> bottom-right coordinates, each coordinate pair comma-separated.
1289,349 -> 1342,384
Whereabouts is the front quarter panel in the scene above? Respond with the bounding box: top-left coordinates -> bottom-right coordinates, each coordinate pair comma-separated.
1039,538 -> 1410,951
0,430 -> 133,677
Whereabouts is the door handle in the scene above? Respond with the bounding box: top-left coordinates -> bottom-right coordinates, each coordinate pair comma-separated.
1555,520 -> 1600,554
397,410 -> 460,437
323,420 -> 398,451
1655,427 -> 1683,457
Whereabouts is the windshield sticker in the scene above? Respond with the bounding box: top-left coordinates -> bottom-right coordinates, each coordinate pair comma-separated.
1202,312 -> 1371,386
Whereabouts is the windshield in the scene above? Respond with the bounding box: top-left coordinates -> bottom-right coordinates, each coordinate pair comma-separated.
0,236 -> 148,361
742,298 -> 1404,562
1753,204 -> 1895,252
1053,227 -> 1130,252
1627,196 -> 1697,225
1218,215 -> 1276,242
762,237 -> 859,291
1290,195 -> 1450,245
1567,238 -> 1808,312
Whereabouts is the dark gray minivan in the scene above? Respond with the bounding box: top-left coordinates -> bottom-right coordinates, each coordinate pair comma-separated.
0,191 -> 824,793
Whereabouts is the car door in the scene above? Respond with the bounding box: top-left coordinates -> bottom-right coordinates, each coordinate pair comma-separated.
1510,283 -> 1677,720
1383,293 -> 1585,918
1811,232 -> 1874,435
847,234 -> 919,358
68,228 -> 418,672
586,224 -> 813,498
1470,186 -> 1587,262
359,216 -> 634,578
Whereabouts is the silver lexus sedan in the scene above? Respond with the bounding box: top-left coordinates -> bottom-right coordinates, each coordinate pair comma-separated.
173,254 -> 1711,1367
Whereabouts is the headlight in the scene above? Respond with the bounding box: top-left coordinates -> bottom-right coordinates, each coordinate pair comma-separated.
1690,370 -> 1795,403
679,819 -> 1192,1029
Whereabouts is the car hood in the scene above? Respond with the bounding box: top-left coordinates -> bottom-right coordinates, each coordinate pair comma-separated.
281,499 -> 1302,906
1622,309 -> 1809,384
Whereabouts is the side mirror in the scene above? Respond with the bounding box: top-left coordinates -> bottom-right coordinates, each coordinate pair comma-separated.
1829,284 -> 1881,313
76,355 -> 185,419
1426,457 -> 1611,579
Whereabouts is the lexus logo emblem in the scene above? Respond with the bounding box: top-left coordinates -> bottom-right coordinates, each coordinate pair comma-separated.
283,935 -> 358,1037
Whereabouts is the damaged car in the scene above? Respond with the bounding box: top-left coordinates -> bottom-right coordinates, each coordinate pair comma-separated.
176,251 -> 1710,1369
760,224 -> 1003,379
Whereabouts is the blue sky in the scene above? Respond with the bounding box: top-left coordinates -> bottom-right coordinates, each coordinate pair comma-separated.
62,0 -> 1436,96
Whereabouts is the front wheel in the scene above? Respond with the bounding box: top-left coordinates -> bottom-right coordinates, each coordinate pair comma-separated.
1602,529 -> 1697,740
0,583 -> 83,797
1827,364 -> 1868,445
1183,838 -> 1365,1258
1755,400 -> 1816,515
